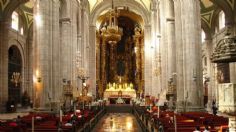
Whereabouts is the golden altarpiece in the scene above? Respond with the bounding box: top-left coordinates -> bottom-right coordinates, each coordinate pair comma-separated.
96,10 -> 145,99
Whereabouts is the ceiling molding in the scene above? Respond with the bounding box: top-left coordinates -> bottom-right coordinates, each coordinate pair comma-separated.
201,10 -> 214,28
0,0 -> 10,11
23,11 -> 33,28
226,0 -> 235,9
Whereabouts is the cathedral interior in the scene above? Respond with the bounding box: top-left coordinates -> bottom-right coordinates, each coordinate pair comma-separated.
0,0 -> 236,131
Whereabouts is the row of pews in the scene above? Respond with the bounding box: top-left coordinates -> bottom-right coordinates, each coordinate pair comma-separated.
133,105 -> 229,132
0,106 -> 106,132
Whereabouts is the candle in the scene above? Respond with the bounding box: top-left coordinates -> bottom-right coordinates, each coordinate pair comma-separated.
158,105 -> 160,118
60,110 -> 62,122
74,104 -> 76,114
83,101 -> 84,110
32,116 -> 34,132
174,114 -> 177,132
89,103 -> 91,110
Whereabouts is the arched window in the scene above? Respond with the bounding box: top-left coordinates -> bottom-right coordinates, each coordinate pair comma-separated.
20,27 -> 24,35
201,30 -> 206,43
11,11 -> 19,31
219,11 -> 225,30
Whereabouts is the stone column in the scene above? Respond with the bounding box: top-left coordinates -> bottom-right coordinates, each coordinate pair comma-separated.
0,18 -> 11,111
89,25 -> 96,96
166,0 -> 176,84
33,0 -> 60,109
204,39 -> 215,110
60,17 -> 71,93
151,0 -> 159,97
144,25 -> 153,95
174,0 -> 204,112
26,36 -> 34,100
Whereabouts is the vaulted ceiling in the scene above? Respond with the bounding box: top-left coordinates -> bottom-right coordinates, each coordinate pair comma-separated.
0,0 -> 33,29
0,0 -> 235,31
200,0 -> 235,29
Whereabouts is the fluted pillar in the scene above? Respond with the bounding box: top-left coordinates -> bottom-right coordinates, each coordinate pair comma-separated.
60,18 -> 71,88
144,25 -> 153,95
151,0 -> 160,97
166,0 -> 176,83
174,0 -> 204,111
89,25 -> 96,96
33,0 -> 60,108
204,39 -> 215,110
0,18 -> 11,111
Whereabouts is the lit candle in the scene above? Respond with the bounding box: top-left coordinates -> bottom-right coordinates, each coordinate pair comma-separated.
60,110 -> 62,122
32,116 -> 34,132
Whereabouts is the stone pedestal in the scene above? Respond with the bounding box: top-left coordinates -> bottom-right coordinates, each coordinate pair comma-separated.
229,117 -> 236,132
218,83 -> 236,114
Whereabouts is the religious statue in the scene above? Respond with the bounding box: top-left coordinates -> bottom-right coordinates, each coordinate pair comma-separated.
134,25 -> 141,36
82,84 -> 89,96
118,90 -> 122,97
217,70 -> 224,83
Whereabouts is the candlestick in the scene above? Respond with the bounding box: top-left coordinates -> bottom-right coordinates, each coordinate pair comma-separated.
60,110 -> 62,122
83,101 -> 84,110
32,116 -> 34,132
74,104 -> 76,114
174,114 -> 177,132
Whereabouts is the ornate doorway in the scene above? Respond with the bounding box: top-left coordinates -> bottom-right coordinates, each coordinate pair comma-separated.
8,46 -> 22,104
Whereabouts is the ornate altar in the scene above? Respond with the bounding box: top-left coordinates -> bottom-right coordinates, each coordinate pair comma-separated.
96,10 -> 145,98
104,82 -> 136,103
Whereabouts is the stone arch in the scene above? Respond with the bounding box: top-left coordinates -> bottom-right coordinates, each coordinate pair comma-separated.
89,0 -> 151,96
8,39 -> 25,73
8,45 -> 23,104
210,0 -> 234,26
8,38 -> 26,94
201,20 -> 212,40
2,0 -> 28,20
90,0 -> 150,26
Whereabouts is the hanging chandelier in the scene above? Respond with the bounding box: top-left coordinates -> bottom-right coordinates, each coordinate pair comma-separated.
11,72 -> 21,87
101,0 -> 122,43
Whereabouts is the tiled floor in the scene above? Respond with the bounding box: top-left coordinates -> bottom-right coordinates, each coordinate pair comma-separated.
92,113 -> 142,132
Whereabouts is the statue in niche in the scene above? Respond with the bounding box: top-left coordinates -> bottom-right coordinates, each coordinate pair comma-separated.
217,70 -> 224,83
134,24 -> 141,36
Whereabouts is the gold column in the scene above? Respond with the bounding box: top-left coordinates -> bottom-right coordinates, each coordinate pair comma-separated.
133,27 -> 143,94
96,31 -> 101,80
109,42 -> 116,82
100,37 -> 107,97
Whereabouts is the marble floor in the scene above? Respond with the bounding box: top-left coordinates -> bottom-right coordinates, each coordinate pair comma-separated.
92,113 -> 142,132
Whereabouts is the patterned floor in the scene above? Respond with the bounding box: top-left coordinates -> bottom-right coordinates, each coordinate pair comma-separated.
92,113 -> 142,132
